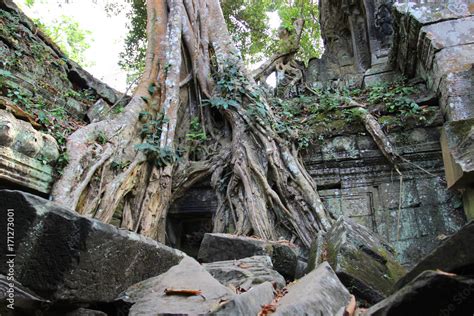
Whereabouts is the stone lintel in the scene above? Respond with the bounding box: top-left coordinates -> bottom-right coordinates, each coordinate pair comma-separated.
0,146 -> 54,194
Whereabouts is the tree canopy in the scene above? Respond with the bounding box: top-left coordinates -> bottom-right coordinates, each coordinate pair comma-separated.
119,0 -> 322,81
17,0 -> 93,67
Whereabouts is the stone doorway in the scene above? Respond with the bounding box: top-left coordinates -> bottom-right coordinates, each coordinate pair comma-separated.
166,181 -> 217,258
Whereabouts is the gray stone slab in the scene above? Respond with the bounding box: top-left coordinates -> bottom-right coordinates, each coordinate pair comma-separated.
203,256 -> 286,290
120,257 -> 233,316
309,217 -> 406,304
394,220 -> 474,291
273,262 -> 351,316
198,233 -> 299,280
365,270 -> 474,315
0,190 -> 185,304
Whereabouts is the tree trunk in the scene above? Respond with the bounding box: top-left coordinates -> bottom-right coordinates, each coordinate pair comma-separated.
52,0 -> 333,248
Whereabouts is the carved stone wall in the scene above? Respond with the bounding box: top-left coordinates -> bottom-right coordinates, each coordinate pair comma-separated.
303,122 -> 466,267
306,0 -> 396,88
390,2 -> 474,221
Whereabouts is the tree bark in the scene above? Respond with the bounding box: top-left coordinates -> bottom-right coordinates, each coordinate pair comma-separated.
52,0 -> 333,248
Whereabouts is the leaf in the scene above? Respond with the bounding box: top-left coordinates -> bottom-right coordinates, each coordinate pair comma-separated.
344,295 -> 356,316
164,288 -> 202,296
135,143 -> 159,153
258,303 -> 277,316
148,83 -> 156,95
227,99 -> 240,108
0,69 -> 13,78
237,262 -> 251,269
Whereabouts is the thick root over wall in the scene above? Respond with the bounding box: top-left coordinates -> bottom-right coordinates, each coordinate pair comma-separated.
52,0 -> 395,248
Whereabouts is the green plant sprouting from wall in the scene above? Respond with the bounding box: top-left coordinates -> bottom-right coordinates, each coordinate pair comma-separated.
270,78 -> 436,150
135,111 -> 182,168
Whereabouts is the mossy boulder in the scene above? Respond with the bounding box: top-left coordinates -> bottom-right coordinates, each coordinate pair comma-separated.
308,217 -> 406,304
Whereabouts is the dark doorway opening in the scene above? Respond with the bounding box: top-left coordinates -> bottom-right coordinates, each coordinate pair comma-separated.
166,181 -> 217,258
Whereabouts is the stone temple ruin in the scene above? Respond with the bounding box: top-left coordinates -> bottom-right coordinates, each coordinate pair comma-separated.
0,0 -> 473,315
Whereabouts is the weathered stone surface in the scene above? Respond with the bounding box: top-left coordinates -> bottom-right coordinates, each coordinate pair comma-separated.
441,119 -> 474,188
305,123 -> 466,267
0,274 -> 50,315
390,2 -> 474,123
394,220 -> 474,291
0,110 -> 59,162
211,282 -> 275,315
198,233 -> 299,279
306,0 -> 396,88
431,45 -> 474,120
309,217 -> 405,304
0,190 -> 185,304
364,270 -> 474,316
418,16 -> 474,72
203,256 -> 286,290
119,257 -> 234,315
0,1 -> 124,119
87,99 -> 111,123
273,262 -> 351,316
0,110 -> 59,193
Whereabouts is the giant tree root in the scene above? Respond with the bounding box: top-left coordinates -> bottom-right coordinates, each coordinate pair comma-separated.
52,0 -> 333,247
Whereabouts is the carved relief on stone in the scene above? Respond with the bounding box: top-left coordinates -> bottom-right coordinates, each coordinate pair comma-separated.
374,3 -> 394,48
319,0 -> 372,71
0,110 -> 59,193
326,30 -> 354,67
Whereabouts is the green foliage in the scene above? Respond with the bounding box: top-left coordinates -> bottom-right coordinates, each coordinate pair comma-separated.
274,0 -> 321,65
366,80 -> 422,118
205,97 -> 239,110
270,78 -> 429,149
135,112 -> 180,168
111,160 -> 131,171
96,131 -> 108,145
221,0 -> 274,64
186,117 -> 207,160
117,0 -> 147,84
136,143 -> 177,168
205,61 -> 243,110
2,81 -> 76,174
32,15 -> 92,67
64,88 -> 96,104
186,117 -> 207,142
205,59 -> 268,120
0,69 -> 13,79
55,152 -> 69,175
6,86 -> 32,109
119,0 -> 322,77
222,0 -> 322,65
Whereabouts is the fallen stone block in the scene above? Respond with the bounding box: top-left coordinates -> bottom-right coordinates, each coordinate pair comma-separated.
364,270 -> 474,315
118,257 -> 234,315
198,233 -> 299,279
0,190 -> 185,304
203,255 -> 286,290
273,262 -> 351,316
307,217 -> 406,304
395,220 -> 474,291
210,282 -> 275,315
87,98 -> 111,123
